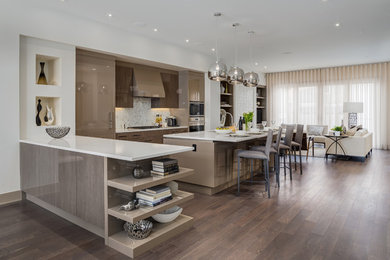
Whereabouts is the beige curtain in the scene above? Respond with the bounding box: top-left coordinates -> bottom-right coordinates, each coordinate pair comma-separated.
267,62 -> 389,149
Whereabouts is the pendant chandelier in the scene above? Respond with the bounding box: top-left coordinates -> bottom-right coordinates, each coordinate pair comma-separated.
208,12 -> 228,82
243,31 -> 259,87
227,23 -> 244,84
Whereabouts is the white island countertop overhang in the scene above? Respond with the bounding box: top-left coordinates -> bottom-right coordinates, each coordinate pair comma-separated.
20,135 -> 194,161
163,130 -> 271,142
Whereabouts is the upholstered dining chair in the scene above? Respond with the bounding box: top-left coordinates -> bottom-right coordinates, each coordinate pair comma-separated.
250,127 -> 283,188
279,125 -> 294,180
236,130 -> 274,198
291,124 -> 304,175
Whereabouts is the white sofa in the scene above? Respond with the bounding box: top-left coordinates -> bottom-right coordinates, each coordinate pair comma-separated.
324,132 -> 373,161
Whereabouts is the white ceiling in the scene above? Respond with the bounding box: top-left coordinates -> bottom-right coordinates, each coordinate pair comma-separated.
30,0 -> 390,72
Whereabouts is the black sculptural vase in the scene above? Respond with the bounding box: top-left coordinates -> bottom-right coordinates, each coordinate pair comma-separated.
37,62 -> 48,85
36,99 -> 42,126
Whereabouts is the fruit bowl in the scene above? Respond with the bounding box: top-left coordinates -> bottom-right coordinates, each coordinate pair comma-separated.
45,126 -> 70,139
152,206 -> 183,223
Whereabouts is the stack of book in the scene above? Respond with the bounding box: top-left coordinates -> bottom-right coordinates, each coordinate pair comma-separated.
136,185 -> 172,207
151,158 -> 179,176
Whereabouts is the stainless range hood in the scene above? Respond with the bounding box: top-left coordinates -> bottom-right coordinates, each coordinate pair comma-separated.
133,66 -> 166,98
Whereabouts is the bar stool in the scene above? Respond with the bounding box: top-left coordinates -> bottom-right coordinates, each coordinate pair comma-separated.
279,125 -> 294,180
291,124 -> 304,175
236,130 -> 273,198
250,127 -> 283,188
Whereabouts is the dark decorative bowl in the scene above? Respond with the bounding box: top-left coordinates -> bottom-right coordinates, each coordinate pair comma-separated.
124,220 -> 153,240
45,126 -> 70,139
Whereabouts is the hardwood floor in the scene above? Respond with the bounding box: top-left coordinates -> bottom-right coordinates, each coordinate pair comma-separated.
1,151 -> 389,259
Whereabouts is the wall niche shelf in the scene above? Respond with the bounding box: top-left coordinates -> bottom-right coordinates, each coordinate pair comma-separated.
36,54 -> 61,86
35,96 -> 61,127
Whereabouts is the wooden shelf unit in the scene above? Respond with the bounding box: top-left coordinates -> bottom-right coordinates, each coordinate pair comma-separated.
220,81 -> 234,126
107,167 -> 194,193
256,85 -> 267,124
108,190 -> 194,224
108,214 -> 193,258
105,157 -> 194,258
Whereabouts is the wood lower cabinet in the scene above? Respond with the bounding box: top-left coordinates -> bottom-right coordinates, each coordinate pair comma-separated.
116,128 -> 188,143
76,153 -> 105,228
20,143 -> 105,232
56,150 -> 77,215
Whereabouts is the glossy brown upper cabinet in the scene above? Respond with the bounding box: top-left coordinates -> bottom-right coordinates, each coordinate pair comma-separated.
151,72 -> 179,108
188,71 -> 205,102
76,50 -> 116,139
115,62 -> 133,108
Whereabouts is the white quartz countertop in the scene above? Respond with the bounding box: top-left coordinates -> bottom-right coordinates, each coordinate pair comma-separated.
20,135 -> 193,161
163,130 -> 271,143
116,126 -> 188,133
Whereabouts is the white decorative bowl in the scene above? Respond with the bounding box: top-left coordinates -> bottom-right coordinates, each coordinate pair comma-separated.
45,126 -> 70,139
215,129 -> 232,134
152,206 -> 183,223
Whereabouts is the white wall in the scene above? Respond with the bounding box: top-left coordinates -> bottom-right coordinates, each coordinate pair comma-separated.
0,1 -> 212,195
20,36 -> 76,139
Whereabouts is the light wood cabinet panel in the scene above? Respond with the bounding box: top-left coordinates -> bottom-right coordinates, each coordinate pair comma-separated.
115,65 -> 133,108
55,150 -> 77,215
35,145 -> 57,205
20,143 -> 39,197
20,143 -> 105,229
76,153 -> 105,228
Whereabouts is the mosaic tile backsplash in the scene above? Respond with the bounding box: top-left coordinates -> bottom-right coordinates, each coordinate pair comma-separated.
115,97 -> 173,130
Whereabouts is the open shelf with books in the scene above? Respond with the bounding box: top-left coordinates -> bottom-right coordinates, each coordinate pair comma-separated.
108,190 -> 193,223
105,157 -> 194,258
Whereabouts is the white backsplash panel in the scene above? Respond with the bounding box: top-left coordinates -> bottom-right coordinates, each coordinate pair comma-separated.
116,97 -> 171,129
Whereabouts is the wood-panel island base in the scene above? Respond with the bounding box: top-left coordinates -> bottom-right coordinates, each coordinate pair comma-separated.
20,137 -> 195,258
164,135 -> 273,195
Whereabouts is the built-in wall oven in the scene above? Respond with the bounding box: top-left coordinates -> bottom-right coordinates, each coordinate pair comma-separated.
189,101 -> 204,116
189,116 -> 205,132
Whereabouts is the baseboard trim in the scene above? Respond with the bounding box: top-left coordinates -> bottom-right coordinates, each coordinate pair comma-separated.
0,190 -> 22,206
26,194 -> 104,238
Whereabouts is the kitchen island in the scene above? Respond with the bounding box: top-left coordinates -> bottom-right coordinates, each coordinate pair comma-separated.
163,130 -> 273,195
20,135 -> 194,258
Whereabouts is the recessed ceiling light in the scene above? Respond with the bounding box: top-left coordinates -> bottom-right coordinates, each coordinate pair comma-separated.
255,62 -> 259,66
211,48 -> 215,52
92,68 -> 97,71
335,22 -> 341,27
263,66 -> 268,70
106,13 -> 112,17
153,28 -> 158,32
185,39 -> 189,43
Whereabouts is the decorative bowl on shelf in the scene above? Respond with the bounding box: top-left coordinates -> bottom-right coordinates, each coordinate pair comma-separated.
45,126 -> 70,139
124,220 -> 153,240
215,128 -> 232,134
152,206 -> 183,223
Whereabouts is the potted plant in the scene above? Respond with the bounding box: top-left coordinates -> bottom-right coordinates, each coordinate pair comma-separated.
331,126 -> 343,136
243,112 -> 254,131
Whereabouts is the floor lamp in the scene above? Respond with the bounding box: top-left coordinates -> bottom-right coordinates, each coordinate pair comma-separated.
343,102 -> 363,129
